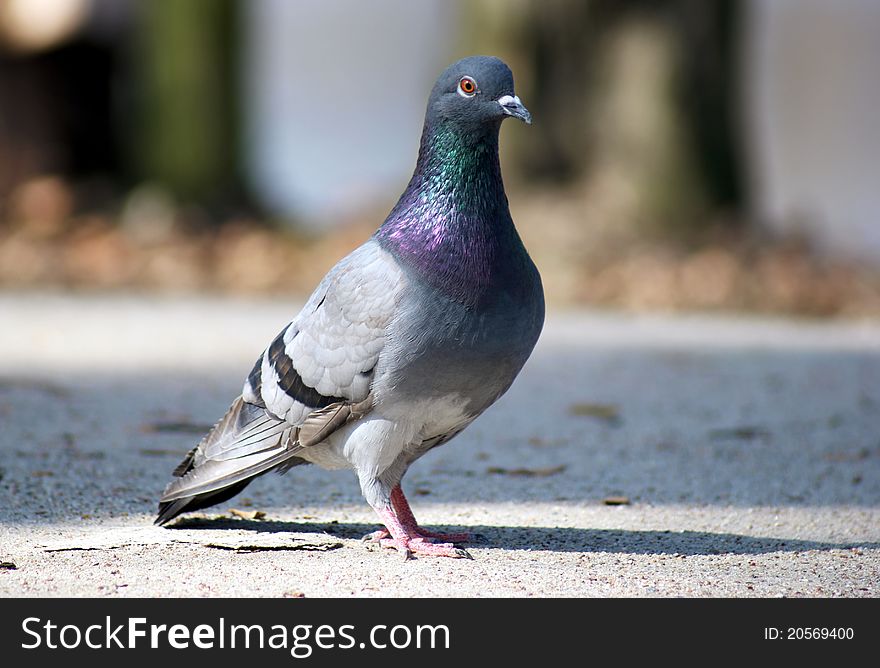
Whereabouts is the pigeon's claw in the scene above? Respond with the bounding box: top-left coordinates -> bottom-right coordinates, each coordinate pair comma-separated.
362,529 -> 390,543
377,537 -> 471,559
370,499 -> 474,559
361,526 -> 472,544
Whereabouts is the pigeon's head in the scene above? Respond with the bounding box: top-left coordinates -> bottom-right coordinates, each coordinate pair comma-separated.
427,55 -> 531,131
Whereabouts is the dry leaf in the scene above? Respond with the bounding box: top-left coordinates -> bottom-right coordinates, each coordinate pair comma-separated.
487,465 -> 567,477
709,426 -> 770,441
139,448 -> 183,457
141,422 -> 212,434
568,403 -> 622,425
229,508 -> 266,520
603,496 -> 630,506
823,448 -> 872,463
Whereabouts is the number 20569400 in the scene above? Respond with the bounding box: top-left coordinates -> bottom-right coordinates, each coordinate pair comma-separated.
764,627 -> 854,640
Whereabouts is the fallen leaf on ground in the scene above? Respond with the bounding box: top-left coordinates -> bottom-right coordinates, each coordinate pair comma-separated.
229,508 -> 266,520
568,403 -> 622,425
528,436 -> 570,447
0,562 -> 17,570
139,448 -> 184,457
487,465 -> 567,477
709,426 -> 770,441
603,496 -> 631,506
140,422 -> 213,434
824,448 -> 873,463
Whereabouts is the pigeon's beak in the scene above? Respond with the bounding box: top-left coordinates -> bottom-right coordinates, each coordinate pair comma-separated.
497,95 -> 531,125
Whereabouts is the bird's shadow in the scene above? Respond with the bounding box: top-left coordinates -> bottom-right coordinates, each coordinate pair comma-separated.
167,517 -> 878,557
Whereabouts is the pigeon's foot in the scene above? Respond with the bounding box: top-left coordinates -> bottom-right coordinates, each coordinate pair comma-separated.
362,527 -> 472,544
378,536 -> 471,560
370,501 -> 472,559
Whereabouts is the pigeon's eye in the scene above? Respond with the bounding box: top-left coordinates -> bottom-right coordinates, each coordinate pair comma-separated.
457,76 -> 477,98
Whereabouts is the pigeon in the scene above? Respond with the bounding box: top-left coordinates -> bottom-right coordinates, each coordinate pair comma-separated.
156,55 -> 544,558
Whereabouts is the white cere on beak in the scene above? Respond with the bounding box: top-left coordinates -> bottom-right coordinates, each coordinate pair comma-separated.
497,95 -> 520,108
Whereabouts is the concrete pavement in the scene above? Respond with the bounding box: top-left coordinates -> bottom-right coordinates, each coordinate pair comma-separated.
0,294 -> 877,597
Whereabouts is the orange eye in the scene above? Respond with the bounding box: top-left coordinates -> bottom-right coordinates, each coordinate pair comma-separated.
458,76 -> 477,97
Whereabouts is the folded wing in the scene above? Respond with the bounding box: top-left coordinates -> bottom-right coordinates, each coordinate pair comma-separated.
156,241 -> 404,524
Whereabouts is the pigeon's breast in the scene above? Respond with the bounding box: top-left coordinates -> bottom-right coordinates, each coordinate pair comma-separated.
377,256 -> 544,415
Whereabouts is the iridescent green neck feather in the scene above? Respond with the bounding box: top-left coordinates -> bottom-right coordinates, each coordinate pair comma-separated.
376,118 -> 524,304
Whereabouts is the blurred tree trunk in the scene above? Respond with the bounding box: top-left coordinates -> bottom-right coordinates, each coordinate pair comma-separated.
0,56 -> 62,204
467,0 -> 744,237
132,0 -> 241,207
674,0 -> 743,213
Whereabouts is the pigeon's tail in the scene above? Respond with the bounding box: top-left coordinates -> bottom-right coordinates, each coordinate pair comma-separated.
155,480 -> 255,527
155,396 -> 305,526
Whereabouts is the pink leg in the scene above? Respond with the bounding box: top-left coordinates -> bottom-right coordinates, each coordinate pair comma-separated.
390,486 -> 473,542
372,505 -> 471,559
363,485 -> 472,545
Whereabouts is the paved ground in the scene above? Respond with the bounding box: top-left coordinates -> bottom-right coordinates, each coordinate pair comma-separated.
0,293 -> 878,597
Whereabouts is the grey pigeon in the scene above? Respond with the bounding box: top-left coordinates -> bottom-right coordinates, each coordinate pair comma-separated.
156,56 -> 544,558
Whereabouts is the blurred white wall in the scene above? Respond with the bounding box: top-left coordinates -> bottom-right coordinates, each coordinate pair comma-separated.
242,0 -> 456,227
745,0 -> 880,262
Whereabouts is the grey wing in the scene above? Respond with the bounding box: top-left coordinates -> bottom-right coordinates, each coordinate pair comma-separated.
157,241 -> 405,522
243,240 -> 403,430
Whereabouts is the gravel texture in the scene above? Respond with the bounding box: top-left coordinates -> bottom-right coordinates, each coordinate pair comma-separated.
0,294 -> 878,597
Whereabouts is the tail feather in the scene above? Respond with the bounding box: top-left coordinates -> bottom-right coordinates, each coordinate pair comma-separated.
155,396 -> 304,525
155,480 -> 253,526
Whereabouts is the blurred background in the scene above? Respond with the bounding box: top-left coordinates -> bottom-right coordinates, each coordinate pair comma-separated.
1,0 -> 879,315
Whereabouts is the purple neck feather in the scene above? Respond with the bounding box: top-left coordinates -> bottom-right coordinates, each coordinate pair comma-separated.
375,118 -> 522,303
